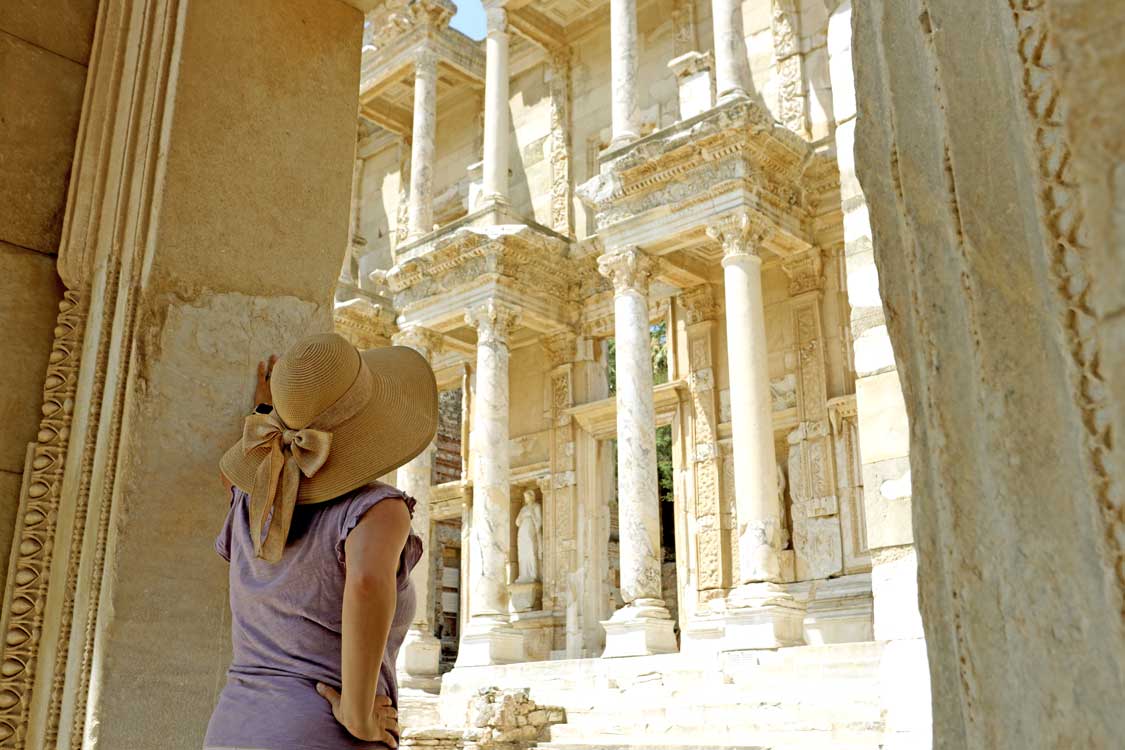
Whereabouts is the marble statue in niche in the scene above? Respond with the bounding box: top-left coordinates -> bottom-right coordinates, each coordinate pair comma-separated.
516,488 -> 543,583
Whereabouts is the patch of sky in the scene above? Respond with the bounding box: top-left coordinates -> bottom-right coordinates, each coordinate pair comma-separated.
450,0 -> 486,40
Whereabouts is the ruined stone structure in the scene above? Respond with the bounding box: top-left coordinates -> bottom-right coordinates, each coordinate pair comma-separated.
1,0 -> 1121,748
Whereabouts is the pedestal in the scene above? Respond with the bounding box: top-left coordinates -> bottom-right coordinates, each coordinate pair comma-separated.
601,598 -> 678,658
456,616 -> 526,667
509,580 -> 542,613
722,583 -> 806,650
397,628 -> 442,689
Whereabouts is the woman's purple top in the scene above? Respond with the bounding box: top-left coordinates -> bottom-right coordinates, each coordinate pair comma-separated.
204,482 -> 422,750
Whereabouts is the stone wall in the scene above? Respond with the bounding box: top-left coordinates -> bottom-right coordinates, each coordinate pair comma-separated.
852,0 -> 1124,746
0,2 -> 98,588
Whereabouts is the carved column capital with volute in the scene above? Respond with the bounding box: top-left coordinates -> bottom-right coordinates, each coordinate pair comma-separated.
707,211 -> 772,261
392,324 -> 444,359
597,246 -> 656,296
465,300 -> 521,346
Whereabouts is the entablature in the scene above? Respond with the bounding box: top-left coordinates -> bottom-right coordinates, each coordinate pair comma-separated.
578,99 -> 837,267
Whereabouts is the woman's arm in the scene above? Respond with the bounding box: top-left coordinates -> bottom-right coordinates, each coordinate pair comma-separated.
319,498 -> 411,744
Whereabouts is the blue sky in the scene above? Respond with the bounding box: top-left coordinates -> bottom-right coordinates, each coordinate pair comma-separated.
450,0 -> 486,40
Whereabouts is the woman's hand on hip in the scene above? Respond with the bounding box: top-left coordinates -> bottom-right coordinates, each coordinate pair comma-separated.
316,683 -> 399,747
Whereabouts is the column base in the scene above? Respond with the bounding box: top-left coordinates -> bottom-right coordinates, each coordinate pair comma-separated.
397,626 -> 442,687
600,598 -> 678,658
722,583 -> 806,650
455,615 -> 525,667
509,580 -> 542,612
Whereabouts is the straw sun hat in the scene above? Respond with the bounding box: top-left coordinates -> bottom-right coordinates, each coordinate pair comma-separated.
220,333 -> 438,562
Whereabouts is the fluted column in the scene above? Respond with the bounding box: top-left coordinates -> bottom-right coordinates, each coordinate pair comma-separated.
391,326 -> 444,684
597,248 -> 677,657
407,48 -> 438,239
712,0 -> 754,102
708,213 -> 782,584
610,0 -> 640,147
457,300 -> 524,666
481,3 -> 510,205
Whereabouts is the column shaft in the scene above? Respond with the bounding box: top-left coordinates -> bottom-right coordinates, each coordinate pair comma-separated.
408,50 -> 438,238
482,4 -> 510,204
610,0 -> 640,147
712,218 -> 783,584
596,249 -> 676,657
392,327 -> 443,681
712,0 -> 754,102
466,302 -> 519,620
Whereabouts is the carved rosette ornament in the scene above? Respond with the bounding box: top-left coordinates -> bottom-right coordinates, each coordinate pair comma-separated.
0,292 -> 85,746
596,246 -> 655,295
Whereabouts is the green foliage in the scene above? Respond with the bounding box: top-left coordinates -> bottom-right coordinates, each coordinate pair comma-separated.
606,320 -> 669,395
656,424 -> 674,503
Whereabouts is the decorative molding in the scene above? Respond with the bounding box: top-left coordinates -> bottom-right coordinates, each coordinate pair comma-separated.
680,284 -> 719,325
0,293 -> 85,747
771,0 -> 808,137
393,323 -> 445,358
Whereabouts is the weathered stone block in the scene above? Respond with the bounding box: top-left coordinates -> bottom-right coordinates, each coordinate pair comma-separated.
0,34 -> 88,253
855,369 -> 910,464
0,243 -> 63,473
862,456 -> 913,549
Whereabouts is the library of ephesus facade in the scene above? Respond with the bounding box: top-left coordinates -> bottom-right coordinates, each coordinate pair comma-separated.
2,0 -> 1122,747
332,0 -> 929,737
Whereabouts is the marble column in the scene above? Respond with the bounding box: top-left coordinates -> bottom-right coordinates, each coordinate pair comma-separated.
712,0 -> 755,103
407,48 -> 438,239
457,300 -> 524,666
708,214 -> 804,649
481,3 -> 510,205
609,0 -> 640,148
391,326 -> 444,686
597,248 -> 677,657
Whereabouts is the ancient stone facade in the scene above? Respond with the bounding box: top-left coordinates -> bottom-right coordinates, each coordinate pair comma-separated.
1,0 -> 1121,748
337,1 -> 929,745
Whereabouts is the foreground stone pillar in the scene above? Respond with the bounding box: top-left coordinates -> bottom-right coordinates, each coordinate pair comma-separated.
457,301 -> 523,666
711,0 -> 754,103
392,325 -> 444,687
480,3 -> 510,206
0,1 -> 365,748
597,248 -> 676,657
609,0 -> 639,148
407,49 -> 438,239
708,214 -> 803,649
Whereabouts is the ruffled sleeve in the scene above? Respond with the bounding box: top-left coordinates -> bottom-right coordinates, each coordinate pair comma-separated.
335,484 -> 424,590
215,486 -> 240,563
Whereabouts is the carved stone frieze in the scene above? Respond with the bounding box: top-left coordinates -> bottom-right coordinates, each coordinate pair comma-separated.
577,99 -> 814,237
384,228 -> 573,313
335,296 -> 398,349
680,284 -> 719,325
548,46 -> 573,236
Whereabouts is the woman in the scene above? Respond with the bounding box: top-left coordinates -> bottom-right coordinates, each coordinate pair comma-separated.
205,333 -> 438,750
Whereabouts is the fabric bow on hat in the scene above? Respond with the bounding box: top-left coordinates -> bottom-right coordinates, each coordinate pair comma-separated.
241,411 -> 332,562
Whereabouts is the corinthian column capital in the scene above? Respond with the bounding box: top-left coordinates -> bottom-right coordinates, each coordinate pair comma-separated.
707,211 -> 772,261
466,300 -> 521,346
392,325 -> 444,359
484,3 -> 508,34
597,247 -> 656,295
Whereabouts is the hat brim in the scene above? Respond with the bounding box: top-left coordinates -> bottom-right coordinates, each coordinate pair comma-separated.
219,346 -> 438,504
